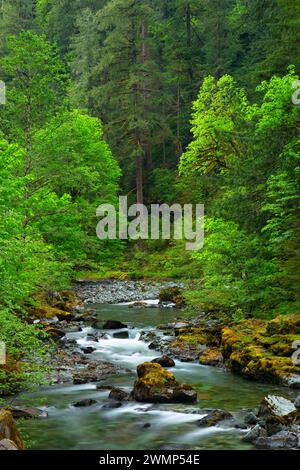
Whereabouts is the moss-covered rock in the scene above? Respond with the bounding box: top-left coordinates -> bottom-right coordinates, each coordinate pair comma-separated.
220,318 -> 300,385
266,314 -> 300,336
45,326 -> 66,339
197,409 -> 233,427
199,347 -> 223,366
132,362 -> 197,403
159,287 -> 186,306
167,337 -> 206,361
0,410 -> 24,450
28,290 -> 83,320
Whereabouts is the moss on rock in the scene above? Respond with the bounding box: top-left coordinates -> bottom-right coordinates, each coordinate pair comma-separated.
0,410 -> 24,450
199,347 -> 223,366
132,362 -> 197,403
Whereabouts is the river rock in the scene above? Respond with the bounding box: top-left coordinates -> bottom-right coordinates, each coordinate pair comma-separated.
132,362 -> 197,404
9,406 -> 48,420
75,279 -> 184,305
63,325 -> 82,333
199,347 -> 223,366
91,321 -> 104,329
294,395 -> 300,409
73,361 -> 121,384
244,412 -> 258,426
81,346 -> 97,354
113,331 -> 129,339
258,395 -> 296,417
148,341 -> 162,350
151,355 -> 175,368
255,431 -> 299,449
234,423 -> 248,430
197,409 -> 233,427
0,410 -> 24,450
56,312 -> 75,322
159,286 -> 182,303
45,326 -> 66,339
108,388 -> 131,401
96,384 -> 114,390
264,416 -> 285,436
73,399 -> 97,407
242,424 -> 267,443
86,333 -> 99,342
166,337 -> 206,362
0,439 -> 19,450
102,402 -> 123,410
103,320 -> 127,330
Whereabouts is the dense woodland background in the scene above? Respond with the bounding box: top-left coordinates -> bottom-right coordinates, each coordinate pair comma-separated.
0,0 -> 299,393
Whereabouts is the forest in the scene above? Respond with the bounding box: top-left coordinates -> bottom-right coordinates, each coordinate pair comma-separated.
0,0 -> 300,453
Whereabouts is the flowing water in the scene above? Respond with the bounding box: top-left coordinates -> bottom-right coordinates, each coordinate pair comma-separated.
18,303 -> 292,450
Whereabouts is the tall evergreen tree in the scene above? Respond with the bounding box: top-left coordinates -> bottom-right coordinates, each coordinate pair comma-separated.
92,0 -> 161,205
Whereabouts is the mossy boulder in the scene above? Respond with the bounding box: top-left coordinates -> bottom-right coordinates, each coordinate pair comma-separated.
132,362 -> 197,403
220,318 -> 300,385
167,337 -> 206,362
0,410 -> 24,450
199,347 -> 223,366
159,287 -> 186,306
28,290 -> 83,320
197,409 -> 233,427
266,314 -> 300,336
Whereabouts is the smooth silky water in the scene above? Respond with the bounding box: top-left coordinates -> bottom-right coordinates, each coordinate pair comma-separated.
18,303 -> 292,450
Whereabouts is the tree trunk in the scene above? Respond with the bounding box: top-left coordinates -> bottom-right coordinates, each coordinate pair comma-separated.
136,148 -> 144,206
186,3 -> 193,82
176,83 -> 182,162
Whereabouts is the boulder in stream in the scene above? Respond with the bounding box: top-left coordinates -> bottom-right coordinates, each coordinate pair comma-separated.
113,331 -> 129,339
9,406 -> 48,420
108,387 -> 130,401
151,355 -> 175,368
103,320 -> 127,330
242,424 -> 267,443
132,362 -> 197,404
294,394 -> 300,409
108,387 -> 131,401
255,430 -> 299,449
73,361 -> 121,384
73,399 -> 97,407
197,409 -> 233,427
258,395 -> 296,417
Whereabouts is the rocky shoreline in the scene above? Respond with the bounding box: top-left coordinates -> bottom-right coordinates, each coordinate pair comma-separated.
74,279 -> 185,304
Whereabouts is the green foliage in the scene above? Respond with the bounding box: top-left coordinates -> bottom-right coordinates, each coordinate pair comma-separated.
32,110 -> 122,261
0,308 -> 50,396
0,31 -> 68,146
180,69 -> 299,315
193,218 -> 285,314
179,75 -> 248,177
0,138 -> 71,304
